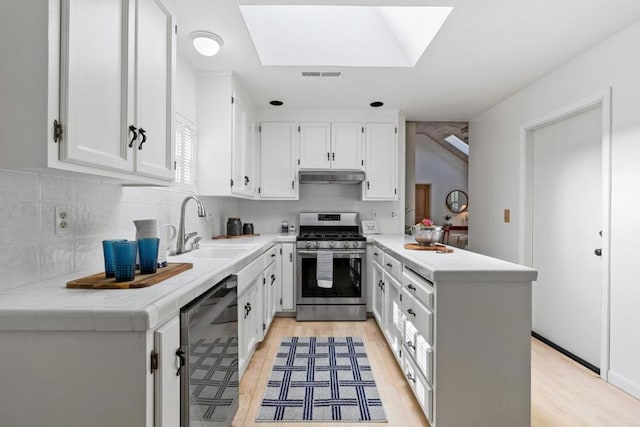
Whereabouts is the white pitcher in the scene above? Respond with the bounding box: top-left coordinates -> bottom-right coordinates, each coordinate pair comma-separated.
133,220 -> 177,266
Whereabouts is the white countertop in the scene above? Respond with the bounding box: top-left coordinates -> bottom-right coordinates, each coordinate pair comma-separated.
0,232 -> 535,333
369,234 -> 538,283
0,234 -> 296,332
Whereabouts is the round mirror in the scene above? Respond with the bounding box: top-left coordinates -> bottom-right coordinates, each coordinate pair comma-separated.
446,190 -> 468,213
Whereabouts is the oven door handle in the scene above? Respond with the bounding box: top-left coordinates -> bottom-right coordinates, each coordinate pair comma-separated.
297,249 -> 366,256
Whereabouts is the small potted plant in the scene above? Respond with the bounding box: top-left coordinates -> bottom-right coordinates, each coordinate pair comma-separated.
443,214 -> 452,225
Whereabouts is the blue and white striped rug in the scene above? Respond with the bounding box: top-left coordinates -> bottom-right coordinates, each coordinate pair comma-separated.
256,336 -> 387,422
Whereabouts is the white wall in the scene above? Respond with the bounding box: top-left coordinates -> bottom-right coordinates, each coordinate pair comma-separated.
407,123 -> 468,226
469,18 -> 640,399
176,54 -> 197,123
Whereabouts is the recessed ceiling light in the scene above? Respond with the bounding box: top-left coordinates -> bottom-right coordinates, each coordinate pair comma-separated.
269,100 -> 284,106
370,101 -> 384,108
191,31 -> 224,57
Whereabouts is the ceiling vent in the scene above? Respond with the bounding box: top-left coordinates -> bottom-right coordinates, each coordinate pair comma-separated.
302,72 -> 342,77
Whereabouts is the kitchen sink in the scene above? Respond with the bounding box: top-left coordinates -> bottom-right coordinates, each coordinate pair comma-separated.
188,246 -> 252,259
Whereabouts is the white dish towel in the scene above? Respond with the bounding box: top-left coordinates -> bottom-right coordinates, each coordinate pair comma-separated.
316,251 -> 334,289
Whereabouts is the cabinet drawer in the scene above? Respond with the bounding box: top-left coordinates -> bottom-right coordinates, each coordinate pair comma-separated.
263,246 -> 277,268
237,255 -> 264,296
404,334 -> 433,385
403,291 -> 434,346
383,252 -> 402,282
402,350 -> 434,422
403,268 -> 434,310
372,245 -> 384,266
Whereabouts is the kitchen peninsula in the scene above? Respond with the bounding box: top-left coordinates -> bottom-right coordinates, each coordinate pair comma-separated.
0,235 -> 536,427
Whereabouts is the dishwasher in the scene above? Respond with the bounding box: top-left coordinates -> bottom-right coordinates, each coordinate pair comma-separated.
179,275 -> 239,427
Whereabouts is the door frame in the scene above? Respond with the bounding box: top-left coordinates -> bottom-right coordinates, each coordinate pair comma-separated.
518,88 -> 612,380
415,183 -> 431,224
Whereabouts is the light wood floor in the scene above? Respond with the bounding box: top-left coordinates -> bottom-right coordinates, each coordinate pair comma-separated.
233,318 -> 640,426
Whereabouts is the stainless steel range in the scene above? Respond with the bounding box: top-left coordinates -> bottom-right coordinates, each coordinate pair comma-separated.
296,212 -> 367,321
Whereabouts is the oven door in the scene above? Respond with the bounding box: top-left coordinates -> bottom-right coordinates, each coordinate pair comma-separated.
297,249 -> 366,305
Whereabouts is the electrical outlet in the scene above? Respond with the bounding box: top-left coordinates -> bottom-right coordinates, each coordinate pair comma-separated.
389,209 -> 399,219
55,207 -> 71,234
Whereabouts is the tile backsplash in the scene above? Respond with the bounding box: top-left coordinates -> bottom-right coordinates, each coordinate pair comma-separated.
0,169 -> 401,291
0,169 -> 209,291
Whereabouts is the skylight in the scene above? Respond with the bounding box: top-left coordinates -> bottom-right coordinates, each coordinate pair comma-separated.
444,134 -> 469,156
239,5 -> 453,67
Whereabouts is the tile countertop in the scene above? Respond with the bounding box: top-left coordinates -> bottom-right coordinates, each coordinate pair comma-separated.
0,234 -> 296,332
369,234 -> 538,283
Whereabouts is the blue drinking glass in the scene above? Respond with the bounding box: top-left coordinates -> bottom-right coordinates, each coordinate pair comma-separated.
138,238 -> 160,274
113,241 -> 138,282
102,239 -> 127,278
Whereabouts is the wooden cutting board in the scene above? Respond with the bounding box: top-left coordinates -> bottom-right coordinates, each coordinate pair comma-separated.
211,233 -> 260,239
404,243 -> 454,253
66,262 -> 193,289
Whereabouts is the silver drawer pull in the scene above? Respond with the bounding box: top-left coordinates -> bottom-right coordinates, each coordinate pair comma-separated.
406,373 -> 416,383
407,308 -> 416,317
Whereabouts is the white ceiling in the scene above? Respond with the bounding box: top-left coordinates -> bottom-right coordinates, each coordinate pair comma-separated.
177,0 -> 640,121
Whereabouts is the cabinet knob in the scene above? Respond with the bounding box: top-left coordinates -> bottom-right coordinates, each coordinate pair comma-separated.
407,340 -> 415,350
327,152 -> 330,161
407,284 -> 416,291
128,125 -> 138,148
244,176 -> 249,185
406,373 -> 416,383
332,152 -> 335,161
175,349 -> 185,377
138,128 -> 147,150
386,263 -> 392,268
271,274 -> 276,285
407,308 -> 416,317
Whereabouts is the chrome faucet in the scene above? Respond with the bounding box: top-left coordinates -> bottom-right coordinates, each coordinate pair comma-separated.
176,194 -> 206,254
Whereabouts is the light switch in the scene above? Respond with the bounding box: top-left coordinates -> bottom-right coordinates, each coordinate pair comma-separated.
504,209 -> 510,223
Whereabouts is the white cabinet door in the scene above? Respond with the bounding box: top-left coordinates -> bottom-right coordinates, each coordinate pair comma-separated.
244,105 -> 257,196
259,122 -> 298,199
134,0 -> 174,180
384,273 -> 403,362
231,91 -> 251,196
299,122 -> 331,169
238,280 -> 259,377
60,0 -> 134,172
372,262 -> 384,327
331,123 -> 363,170
363,123 -> 397,200
264,262 -> 277,333
154,316 -> 180,427
280,243 -> 296,311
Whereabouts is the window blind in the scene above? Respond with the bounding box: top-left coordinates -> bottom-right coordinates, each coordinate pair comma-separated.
175,113 -> 197,186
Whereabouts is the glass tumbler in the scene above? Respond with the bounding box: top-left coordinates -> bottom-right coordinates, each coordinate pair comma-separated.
138,238 -> 160,274
102,239 -> 127,278
113,241 -> 138,282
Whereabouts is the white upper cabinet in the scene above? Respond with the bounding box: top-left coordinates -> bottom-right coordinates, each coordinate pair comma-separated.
298,122 -> 363,170
259,122 -> 298,199
197,73 -> 257,198
299,122 -> 331,169
58,0 -> 175,181
363,122 -> 398,200
59,0 -> 133,172
134,0 -> 175,180
331,122 -> 363,169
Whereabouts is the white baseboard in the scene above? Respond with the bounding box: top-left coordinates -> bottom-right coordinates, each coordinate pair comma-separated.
608,370 -> 640,400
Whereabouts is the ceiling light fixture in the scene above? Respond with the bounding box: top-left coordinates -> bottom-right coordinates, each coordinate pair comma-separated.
370,101 -> 384,108
191,31 -> 224,57
269,100 -> 284,106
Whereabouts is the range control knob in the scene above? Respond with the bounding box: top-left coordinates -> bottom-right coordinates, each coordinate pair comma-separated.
344,241 -> 350,249
314,241 -> 320,249
305,241 -> 311,249
329,241 -> 336,248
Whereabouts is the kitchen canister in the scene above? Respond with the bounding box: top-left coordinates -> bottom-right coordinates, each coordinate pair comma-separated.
227,218 -> 242,236
243,223 -> 254,235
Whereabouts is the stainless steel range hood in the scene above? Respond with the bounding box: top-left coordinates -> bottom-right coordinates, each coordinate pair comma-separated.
299,169 -> 365,184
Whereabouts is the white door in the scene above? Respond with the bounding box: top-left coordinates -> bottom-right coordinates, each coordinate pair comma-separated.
299,122 -> 331,169
135,0 -> 174,180
259,122 -> 298,199
331,123 -> 363,169
363,123 -> 397,200
531,106 -> 602,368
60,0 -> 134,172
154,317 -> 180,427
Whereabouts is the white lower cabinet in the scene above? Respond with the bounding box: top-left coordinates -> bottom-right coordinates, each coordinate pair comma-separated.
278,243 -> 296,311
154,317 -> 181,427
383,273 -> 403,363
